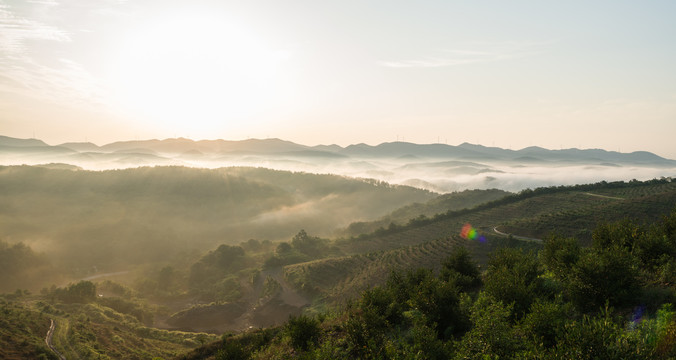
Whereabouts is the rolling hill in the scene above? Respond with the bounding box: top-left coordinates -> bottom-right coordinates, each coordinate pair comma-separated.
279,178 -> 676,305
2,135 -> 675,193
0,165 -> 434,291
1,176 -> 675,359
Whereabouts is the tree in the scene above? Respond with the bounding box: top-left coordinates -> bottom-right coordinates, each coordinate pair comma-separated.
566,247 -> 639,312
541,235 -> 580,280
520,299 -> 573,348
56,281 -> 96,303
291,230 -> 326,257
454,292 -> 521,359
592,219 -> 643,251
483,248 -> 545,319
286,315 -> 320,351
215,340 -> 248,360
440,246 -> 482,292
554,306 -> 643,359
406,271 -> 467,339
276,242 -> 292,254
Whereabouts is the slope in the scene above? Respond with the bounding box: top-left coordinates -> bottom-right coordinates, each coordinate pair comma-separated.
0,165 -> 434,292
279,178 -> 676,305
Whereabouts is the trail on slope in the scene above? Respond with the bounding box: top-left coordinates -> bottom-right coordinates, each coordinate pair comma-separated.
489,191 -> 624,243
583,192 -> 624,200
45,319 -> 66,360
493,226 -> 543,243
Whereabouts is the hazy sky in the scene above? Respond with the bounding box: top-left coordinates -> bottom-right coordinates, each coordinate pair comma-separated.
1,0 -> 675,158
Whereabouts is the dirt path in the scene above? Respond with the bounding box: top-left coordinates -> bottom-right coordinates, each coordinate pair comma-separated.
80,271 -> 130,281
493,227 -> 542,243
45,319 -> 66,360
490,191 -> 622,244
583,192 -> 624,200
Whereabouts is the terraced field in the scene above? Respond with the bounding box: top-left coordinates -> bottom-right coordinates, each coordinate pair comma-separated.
38,302 -> 217,359
282,179 -> 676,305
499,181 -> 676,242
284,234 -> 536,304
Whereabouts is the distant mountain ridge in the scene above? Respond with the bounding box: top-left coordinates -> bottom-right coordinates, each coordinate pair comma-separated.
1,135 -> 672,166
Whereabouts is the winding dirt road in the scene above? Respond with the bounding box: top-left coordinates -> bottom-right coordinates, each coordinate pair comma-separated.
45,319 -> 66,360
583,192 -> 624,201
493,227 -> 542,243
490,191 -> 623,244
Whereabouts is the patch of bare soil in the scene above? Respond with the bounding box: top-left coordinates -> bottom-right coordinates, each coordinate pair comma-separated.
159,267 -> 311,333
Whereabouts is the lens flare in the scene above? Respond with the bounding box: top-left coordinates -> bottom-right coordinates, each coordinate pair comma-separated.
460,223 -> 486,242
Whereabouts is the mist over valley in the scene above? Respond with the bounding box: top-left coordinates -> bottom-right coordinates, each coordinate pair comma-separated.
2,135 -> 674,193
1,135 -> 675,359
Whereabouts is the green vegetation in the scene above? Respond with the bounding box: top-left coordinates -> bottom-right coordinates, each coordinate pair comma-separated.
51,280 -> 97,304
0,239 -> 59,293
0,165 -> 433,292
180,211 -> 676,359
277,179 -> 675,307
0,299 -> 54,360
189,245 -> 247,301
341,188 -> 510,236
1,283 -> 218,360
265,230 -> 337,268
2,171 -> 676,359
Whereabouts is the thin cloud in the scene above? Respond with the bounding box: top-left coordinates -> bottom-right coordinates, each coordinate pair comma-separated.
27,0 -> 59,5
0,3 -> 70,54
379,41 -> 547,68
0,1 -> 103,107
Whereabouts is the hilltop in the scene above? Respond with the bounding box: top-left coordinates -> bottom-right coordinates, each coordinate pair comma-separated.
2,135 -> 673,166
0,160 -> 674,358
2,135 -> 675,193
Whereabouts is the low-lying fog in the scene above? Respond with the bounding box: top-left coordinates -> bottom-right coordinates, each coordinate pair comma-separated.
185,157 -> 675,193
2,150 -> 674,193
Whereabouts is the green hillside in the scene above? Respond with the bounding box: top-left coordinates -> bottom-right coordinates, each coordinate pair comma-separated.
0,288 -> 217,360
2,175 -> 675,359
341,188 -> 510,237
279,178 -> 676,306
177,208 -> 676,359
0,165 -> 433,291
0,298 -> 54,360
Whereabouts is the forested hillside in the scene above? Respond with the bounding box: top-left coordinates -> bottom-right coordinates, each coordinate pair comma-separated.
0,165 -> 433,290
179,209 -> 676,359
1,176 -> 675,359
274,178 -> 676,306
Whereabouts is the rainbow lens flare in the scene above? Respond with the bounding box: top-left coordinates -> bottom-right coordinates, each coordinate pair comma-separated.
460,223 -> 486,242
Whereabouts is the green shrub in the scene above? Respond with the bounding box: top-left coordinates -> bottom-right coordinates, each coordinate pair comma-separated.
286,315 -> 321,351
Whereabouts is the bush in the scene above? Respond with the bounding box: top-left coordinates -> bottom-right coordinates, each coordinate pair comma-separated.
566,247 -> 639,312
541,235 -> 581,280
215,341 -> 248,360
454,292 -> 521,359
286,315 -> 320,351
520,299 -> 573,348
440,246 -> 482,292
54,281 -> 96,304
554,306 -> 642,359
483,248 -> 545,319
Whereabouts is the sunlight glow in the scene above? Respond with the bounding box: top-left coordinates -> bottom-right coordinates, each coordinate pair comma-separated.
108,12 -> 286,135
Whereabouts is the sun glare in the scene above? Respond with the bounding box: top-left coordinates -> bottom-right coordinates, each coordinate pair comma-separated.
108,12 -> 285,135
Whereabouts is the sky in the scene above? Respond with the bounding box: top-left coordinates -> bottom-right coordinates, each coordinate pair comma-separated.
1,0 -> 675,158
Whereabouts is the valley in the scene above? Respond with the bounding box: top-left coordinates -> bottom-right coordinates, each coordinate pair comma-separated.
0,154 -> 674,358
2,0 -> 674,357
